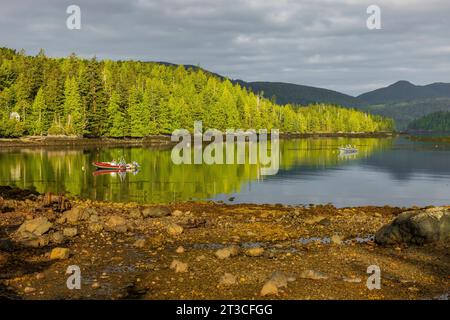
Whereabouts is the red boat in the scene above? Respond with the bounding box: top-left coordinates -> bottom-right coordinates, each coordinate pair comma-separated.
93,161 -> 128,170
93,160 -> 140,170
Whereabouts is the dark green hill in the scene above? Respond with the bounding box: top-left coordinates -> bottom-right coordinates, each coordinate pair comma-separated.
407,110 -> 450,131
234,80 -> 361,107
360,97 -> 450,130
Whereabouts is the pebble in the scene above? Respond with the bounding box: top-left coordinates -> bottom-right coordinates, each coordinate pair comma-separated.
331,234 -> 342,245
24,287 -> 36,294
219,273 -> 237,286
166,224 -> 184,236
50,231 -> 64,244
35,272 -> 45,280
244,247 -> 265,257
49,247 -> 70,260
63,227 -> 78,237
88,222 -> 104,233
319,218 -> 331,226
215,245 -> 240,259
299,269 -> 328,280
133,239 -> 146,248
196,255 -> 206,261
91,282 -> 101,289
175,246 -> 185,254
170,259 -> 188,273
171,210 -> 184,217
260,281 -> 278,296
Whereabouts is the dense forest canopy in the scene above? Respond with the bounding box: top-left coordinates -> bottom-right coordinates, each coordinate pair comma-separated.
0,47 -> 394,138
408,111 -> 450,131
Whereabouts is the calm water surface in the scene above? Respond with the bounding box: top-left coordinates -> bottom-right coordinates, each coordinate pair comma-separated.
1,137 -> 449,207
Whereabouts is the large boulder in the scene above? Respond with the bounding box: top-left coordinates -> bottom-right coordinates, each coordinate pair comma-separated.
375,207 -> 450,245
16,217 -> 53,240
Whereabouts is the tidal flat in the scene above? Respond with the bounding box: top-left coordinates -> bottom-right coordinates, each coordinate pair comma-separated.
0,187 -> 448,300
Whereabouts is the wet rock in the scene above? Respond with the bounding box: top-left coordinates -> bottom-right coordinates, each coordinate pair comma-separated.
319,218 -> 331,226
215,245 -> 240,259
171,210 -> 184,217
89,215 -> 100,223
63,227 -> 78,237
16,217 -> 53,239
133,239 -> 146,248
35,272 -> 45,280
244,247 -> 265,257
129,208 -> 142,219
91,282 -> 101,289
268,271 -> 289,288
88,222 -> 104,233
105,216 -> 128,233
375,207 -> 450,245
175,246 -> 185,254
219,273 -> 237,286
166,224 -> 184,236
50,247 -> 70,260
260,281 -> 278,296
299,269 -> 328,280
196,255 -> 206,262
51,231 -> 64,244
23,236 -> 49,248
170,259 -> 188,273
142,206 -> 171,218
59,206 -> 91,224
331,234 -> 342,245
24,287 -> 36,294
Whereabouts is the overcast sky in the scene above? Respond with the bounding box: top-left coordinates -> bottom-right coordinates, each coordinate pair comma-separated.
1,0 -> 450,95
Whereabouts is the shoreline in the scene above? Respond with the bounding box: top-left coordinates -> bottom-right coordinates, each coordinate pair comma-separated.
0,132 -> 397,148
0,187 -> 448,300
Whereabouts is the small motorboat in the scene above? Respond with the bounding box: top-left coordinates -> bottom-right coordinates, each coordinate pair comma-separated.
92,160 -> 139,171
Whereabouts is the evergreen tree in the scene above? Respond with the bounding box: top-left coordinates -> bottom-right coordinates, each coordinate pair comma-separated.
63,77 -> 84,136
30,87 -> 46,135
107,91 -> 126,137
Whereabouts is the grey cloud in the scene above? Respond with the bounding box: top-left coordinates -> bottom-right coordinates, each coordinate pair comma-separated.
0,0 -> 449,95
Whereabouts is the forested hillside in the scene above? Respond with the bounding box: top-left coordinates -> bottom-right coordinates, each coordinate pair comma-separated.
0,48 -> 393,137
408,111 -> 450,131
360,98 -> 450,130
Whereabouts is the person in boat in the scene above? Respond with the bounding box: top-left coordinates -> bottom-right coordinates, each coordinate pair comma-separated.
111,159 -> 117,165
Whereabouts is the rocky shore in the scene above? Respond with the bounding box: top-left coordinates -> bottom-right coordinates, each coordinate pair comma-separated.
0,186 -> 448,300
0,132 -> 396,149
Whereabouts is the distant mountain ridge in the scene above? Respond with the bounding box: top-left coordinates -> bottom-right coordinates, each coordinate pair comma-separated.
357,80 -> 450,105
233,80 -> 361,107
